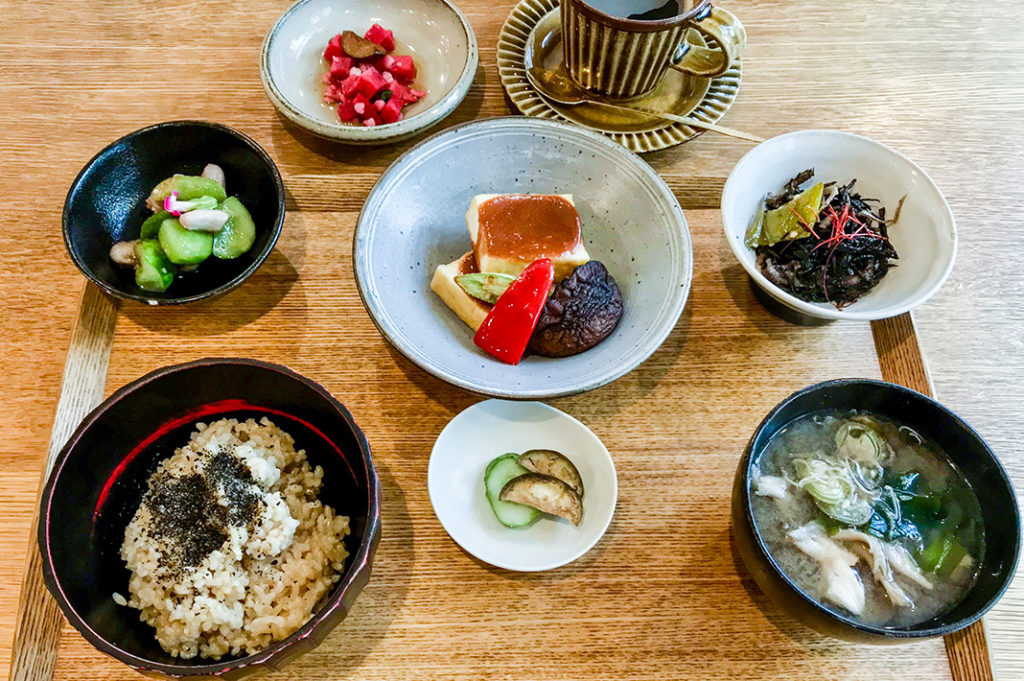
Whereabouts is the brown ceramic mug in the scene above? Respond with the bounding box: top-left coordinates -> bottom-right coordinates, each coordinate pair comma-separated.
560,0 -> 745,98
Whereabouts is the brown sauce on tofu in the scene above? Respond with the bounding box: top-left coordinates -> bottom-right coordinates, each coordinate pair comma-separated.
458,252 -> 480,275
478,195 -> 581,261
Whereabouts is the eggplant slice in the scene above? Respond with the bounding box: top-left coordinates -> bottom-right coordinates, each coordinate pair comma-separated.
341,30 -> 385,59
518,450 -> 584,496
499,474 -> 583,526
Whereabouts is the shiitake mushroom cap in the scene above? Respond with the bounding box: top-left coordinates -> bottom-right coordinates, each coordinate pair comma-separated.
528,261 -> 624,358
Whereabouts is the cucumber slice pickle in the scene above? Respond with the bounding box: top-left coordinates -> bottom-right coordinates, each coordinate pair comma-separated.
213,196 -> 256,259
133,240 -> 176,292
484,454 -> 540,528
158,218 -> 213,265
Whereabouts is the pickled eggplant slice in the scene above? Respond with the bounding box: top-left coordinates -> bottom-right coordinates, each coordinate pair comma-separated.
499,474 -> 583,526
484,454 -> 540,528
517,450 -> 584,496
341,30 -> 385,59
213,196 -> 256,259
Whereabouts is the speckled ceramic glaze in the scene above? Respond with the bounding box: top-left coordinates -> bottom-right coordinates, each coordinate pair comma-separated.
721,130 -> 958,321
498,0 -> 742,153
353,117 -> 692,399
260,0 -> 477,144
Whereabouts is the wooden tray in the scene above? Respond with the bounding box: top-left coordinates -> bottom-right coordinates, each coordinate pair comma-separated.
10,226 -> 994,681
2,2 -> 997,678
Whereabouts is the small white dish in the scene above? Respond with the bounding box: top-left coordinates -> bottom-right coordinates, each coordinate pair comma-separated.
721,130 -> 957,321
428,400 -> 617,572
260,0 -> 478,144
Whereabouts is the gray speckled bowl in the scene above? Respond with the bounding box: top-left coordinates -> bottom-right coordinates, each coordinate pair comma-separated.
354,117 -> 692,399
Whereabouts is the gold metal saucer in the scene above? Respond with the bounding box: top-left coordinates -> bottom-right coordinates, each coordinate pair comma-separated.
498,0 -> 743,153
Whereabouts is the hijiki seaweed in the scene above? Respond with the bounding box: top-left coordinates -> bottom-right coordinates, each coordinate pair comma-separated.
752,169 -> 903,308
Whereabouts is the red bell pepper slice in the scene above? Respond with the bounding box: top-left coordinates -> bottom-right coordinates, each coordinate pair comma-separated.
473,259 -> 554,365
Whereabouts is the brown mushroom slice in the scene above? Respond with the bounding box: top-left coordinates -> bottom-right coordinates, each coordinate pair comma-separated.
517,450 -> 584,496
528,261 -> 624,358
499,474 -> 583,526
341,30 -> 385,59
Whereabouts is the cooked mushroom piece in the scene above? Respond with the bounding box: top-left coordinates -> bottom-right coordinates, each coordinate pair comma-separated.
341,30 -> 385,59
109,240 -> 139,266
201,163 -> 226,188
518,450 -> 584,496
499,474 -> 583,526
528,260 -> 624,358
179,209 -> 230,233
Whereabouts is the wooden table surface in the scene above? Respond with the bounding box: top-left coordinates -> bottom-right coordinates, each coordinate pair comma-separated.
1,0 -> 1022,679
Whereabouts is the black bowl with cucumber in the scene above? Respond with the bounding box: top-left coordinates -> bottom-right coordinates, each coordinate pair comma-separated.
64,121 -> 284,304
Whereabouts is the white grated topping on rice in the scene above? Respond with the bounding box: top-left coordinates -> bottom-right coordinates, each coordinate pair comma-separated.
119,417 -> 350,660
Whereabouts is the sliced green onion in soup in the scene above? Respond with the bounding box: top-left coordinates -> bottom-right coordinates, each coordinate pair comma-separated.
835,420 -> 892,466
792,457 -> 874,526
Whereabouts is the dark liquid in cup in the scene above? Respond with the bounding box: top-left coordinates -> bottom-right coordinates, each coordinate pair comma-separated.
583,0 -> 690,21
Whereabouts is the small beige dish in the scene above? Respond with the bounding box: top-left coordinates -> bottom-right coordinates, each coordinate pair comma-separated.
498,0 -> 742,153
261,0 -> 478,144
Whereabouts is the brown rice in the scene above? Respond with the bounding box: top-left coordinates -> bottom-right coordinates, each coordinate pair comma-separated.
120,417 -> 350,659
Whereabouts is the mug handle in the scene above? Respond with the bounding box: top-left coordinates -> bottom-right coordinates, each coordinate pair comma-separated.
669,6 -> 746,78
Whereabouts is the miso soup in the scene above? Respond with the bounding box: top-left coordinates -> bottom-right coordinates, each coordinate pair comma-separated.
750,410 -> 984,627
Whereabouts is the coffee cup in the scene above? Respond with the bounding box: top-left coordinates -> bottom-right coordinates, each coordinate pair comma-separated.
560,0 -> 745,98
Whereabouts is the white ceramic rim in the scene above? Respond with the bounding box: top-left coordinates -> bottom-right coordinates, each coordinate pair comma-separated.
352,116 -> 693,399
259,0 -> 479,144
426,400 -> 618,572
721,129 -> 958,321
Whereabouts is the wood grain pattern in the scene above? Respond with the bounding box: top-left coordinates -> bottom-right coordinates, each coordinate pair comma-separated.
0,0 -> 1022,680
871,313 -> 994,681
52,210 -> 949,681
8,286 -> 118,681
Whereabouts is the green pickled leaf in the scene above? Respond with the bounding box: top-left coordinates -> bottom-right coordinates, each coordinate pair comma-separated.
744,204 -> 765,248
758,181 -> 824,246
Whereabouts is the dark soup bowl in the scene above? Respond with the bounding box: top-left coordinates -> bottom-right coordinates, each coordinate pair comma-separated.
39,359 -> 381,678
732,379 -> 1020,643
63,121 -> 285,304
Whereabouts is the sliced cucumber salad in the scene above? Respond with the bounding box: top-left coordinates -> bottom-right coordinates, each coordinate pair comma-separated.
108,163 -> 259,293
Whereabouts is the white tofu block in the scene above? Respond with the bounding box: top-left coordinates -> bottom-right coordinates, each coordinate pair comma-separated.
430,252 -> 491,331
466,194 -> 590,281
